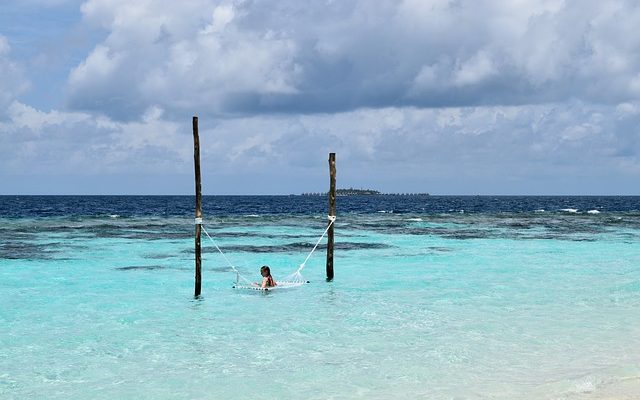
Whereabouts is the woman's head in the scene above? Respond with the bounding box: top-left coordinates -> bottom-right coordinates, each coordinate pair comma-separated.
260,265 -> 271,277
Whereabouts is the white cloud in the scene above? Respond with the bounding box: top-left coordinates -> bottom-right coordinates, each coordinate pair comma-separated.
8,101 -> 90,131
69,45 -> 122,87
69,0 -> 300,119
616,102 -> 640,116
201,5 -> 235,34
0,101 -> 188,175
0,36 -> 29,115
1,98 -> 639,193
453,51 -> 497,87
0,36 -> 9,55
65,0 -> 640,119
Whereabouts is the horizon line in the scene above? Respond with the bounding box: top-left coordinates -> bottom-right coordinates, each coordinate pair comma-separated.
2,193 -> 640,197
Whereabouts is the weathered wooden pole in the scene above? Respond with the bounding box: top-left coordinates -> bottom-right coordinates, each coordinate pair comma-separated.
193,116 -> 202,297
326,153 -> 336,281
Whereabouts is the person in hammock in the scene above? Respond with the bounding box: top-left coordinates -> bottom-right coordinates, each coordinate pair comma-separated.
258,265 -> 277,288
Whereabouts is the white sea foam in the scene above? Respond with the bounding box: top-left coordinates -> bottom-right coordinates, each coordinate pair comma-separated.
587,209 -> 601,214
244,214 -> 260,217
560,208 -> 578,213
534,209 -> 545,213
407,218 -> 423,222
109,214 -> 120,218
572,379 -> 597,393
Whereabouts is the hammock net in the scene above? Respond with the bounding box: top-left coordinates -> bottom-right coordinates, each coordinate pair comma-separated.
199,216 -> 335,290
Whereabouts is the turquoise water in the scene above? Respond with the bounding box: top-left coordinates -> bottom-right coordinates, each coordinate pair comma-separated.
2,206 -> 640,399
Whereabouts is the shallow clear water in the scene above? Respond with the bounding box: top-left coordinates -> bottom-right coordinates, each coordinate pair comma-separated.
1,196 -> 640,399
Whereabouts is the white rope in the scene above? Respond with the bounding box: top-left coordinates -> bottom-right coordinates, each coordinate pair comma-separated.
200,223 -> 252,285
294,215 -> 336,275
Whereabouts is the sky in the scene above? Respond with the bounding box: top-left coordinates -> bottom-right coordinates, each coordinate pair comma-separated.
1,0 -> 639,195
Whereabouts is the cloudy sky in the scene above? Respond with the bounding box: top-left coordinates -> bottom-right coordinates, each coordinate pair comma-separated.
1,0 -> 639,194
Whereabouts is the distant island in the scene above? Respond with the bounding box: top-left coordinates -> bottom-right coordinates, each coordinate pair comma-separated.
301,188 -> 429,196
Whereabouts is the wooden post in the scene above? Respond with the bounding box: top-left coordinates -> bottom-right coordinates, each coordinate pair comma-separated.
193,116 -> 202,297
326,153 -> 336,281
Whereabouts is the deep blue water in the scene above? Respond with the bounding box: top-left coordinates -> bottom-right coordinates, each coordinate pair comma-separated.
1,195 -> 639,217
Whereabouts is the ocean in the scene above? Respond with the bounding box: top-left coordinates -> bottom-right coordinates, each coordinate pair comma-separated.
1,195 -> 640,399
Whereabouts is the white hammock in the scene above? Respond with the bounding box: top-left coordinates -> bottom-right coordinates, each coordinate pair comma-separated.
199,216 -> 335,289
232,280 -> 308,291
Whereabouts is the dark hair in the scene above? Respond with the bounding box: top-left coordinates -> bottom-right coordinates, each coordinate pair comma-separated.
260,265 -> 271,276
